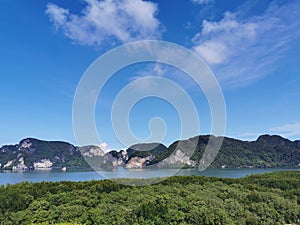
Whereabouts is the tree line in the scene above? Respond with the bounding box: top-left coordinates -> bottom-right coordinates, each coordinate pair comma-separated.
0,171 -> 299,224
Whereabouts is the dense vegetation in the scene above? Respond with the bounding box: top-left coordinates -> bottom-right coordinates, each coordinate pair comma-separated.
126,143 -> 172,164
0,138 -> 90,169
191,134 -> 300,168
0,171 -> 299,224
1,134 -> 300,170
130,134 -> 300,168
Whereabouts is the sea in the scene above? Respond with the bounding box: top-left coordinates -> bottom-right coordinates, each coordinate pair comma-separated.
0,167 -> 299,185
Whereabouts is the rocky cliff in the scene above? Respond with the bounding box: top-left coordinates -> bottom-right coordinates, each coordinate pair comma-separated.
1,134 -> 300,170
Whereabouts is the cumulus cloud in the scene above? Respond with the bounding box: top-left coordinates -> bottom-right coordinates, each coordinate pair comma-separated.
46,0 -> 161,47
194,40 -> 230,64
98,142 -> 111,152
192,1 -> 300,87
193,12 -> 257,65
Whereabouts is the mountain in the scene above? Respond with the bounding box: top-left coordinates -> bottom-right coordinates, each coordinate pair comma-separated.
124,135 -> 300,168
0,138 -> 103,170
0,134 -> 299,170
190,135 -> 300,168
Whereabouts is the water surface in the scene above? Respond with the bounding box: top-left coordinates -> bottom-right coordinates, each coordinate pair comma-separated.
0,167 -> 299,185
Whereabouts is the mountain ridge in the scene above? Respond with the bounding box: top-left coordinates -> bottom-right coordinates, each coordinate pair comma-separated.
0,134 -> 299,170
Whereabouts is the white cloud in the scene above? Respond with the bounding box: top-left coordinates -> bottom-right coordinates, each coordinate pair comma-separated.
153,63 -> 168,76
192,1 -> 300,87
46,0 -> 161,47
194,40 -> 229,64
269,123 -> 300,139
130,63 -> 171,86
128,62 -> 198,94
98,142 -> 111,152
193,12 -> 257,65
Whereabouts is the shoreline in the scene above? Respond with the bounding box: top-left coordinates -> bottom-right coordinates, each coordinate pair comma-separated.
1,167 -> 299,185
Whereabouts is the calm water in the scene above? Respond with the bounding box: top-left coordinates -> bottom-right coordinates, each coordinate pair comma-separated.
0,167 -> 299,185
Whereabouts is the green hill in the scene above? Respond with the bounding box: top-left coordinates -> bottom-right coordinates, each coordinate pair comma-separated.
0,134 -> 299,170
125,134 -> 300,168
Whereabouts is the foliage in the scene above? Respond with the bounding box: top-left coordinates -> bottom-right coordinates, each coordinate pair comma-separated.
0,138 -> 88,169
1,134 -> 300,170
0,171 -> 299,224
189,134 -> 300,168
117,134 -> 300,168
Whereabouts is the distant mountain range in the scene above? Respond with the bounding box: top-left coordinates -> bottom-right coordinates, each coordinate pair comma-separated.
0,134 -> 299,170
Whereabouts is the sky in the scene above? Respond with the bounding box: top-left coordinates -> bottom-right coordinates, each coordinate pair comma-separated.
0,0 -> 300,150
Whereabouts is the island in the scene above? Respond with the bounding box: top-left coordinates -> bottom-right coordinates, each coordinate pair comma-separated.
1,134 -> 299,170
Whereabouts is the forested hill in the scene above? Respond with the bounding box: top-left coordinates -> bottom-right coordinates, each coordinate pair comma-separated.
124,134 -> 300,168
0,134 -> 299,170
190,134 -> 300,168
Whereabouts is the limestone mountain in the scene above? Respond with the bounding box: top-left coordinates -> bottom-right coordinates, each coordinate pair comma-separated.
0,134 -> 299,170
0,138 -> 103,170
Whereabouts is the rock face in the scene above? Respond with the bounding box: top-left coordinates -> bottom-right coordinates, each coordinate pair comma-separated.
4,160 -> 13,169
0,134 -> 300,170
125,156 -> 154,169
0,138 -> 95,170
33,159 -> 53,169
12,157 -> 27,170
80,146 -> 105,157
158,148 -> 197,168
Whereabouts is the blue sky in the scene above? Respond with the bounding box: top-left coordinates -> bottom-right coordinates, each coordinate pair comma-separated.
1,0 -> 300,150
